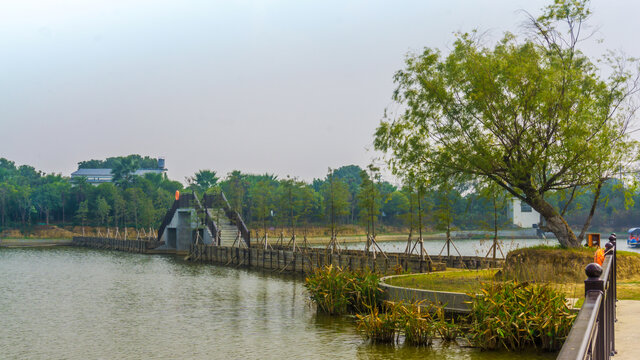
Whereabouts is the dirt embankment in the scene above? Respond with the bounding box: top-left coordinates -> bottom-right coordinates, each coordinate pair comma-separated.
0,225 -> 157,240
1,225 -> 77,239
502,247 -> 640,283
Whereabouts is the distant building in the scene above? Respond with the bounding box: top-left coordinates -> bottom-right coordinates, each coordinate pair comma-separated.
71,158 -> 167,185
509,198 -> 540,228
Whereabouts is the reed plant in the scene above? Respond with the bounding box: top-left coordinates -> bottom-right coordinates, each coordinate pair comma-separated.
398,302 -> 435,345
356,307 -> 400,343
304,265 -> 383,315
467,281 -> 576,351
434,307 -> 460,342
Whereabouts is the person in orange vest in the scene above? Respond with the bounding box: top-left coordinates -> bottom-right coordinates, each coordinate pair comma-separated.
594,247 -> 605,266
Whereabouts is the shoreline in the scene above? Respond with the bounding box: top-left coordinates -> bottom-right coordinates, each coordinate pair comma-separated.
0,233 -> 548,248
0,238 -> 73,248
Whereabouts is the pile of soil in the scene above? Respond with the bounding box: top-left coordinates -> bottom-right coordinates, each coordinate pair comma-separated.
502,247 -> 640,282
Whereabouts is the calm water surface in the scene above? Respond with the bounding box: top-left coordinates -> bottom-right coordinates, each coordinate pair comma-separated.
0,247 -> 556,360
329,237 -> 555,257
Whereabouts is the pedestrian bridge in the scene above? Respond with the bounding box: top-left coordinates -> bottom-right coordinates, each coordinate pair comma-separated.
155,192 -> 250,253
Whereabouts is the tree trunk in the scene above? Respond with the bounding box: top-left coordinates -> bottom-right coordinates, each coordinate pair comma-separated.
526,191 -> 580,248
577,180 -> 604,243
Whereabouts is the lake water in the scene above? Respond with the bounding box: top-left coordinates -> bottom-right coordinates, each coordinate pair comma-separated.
0,247 -> 556,359
324,237 -> 556,258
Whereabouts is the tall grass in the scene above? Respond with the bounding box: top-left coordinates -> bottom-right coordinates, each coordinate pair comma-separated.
304,265 -> 382,315
355,301 -> 463,345
468,281 -> 576,351
399,302 -> 436,345
306,265 -> 576,352
356,307 -> 400,343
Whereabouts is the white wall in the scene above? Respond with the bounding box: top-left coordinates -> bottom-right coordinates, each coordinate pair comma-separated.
511,198 -> 540,228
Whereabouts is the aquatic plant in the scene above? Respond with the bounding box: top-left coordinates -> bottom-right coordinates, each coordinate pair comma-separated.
434,307 -> 460,342
356,307 -> 400,343
304,265 -> 383,315
467,281 -> 576,351
398,302 -> 435,345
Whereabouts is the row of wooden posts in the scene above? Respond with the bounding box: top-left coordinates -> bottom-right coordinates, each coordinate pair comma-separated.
71,236 -> 503,274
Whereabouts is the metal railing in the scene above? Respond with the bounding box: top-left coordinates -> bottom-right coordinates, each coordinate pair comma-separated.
156,193 -> 197,241
219,191 -> 250,247
557,241 -> 616,360
200,194 -> 219,245
202,192 -> 250,247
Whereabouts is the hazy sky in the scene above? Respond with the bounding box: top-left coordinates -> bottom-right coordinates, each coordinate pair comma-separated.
1,0 -> 638,184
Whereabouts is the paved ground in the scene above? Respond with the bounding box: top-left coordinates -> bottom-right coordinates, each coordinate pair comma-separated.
615,300 -> 640,359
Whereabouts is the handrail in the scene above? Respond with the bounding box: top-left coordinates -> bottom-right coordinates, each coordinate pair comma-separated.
201,194 -> 219,245
219,191 -> 250,247
157,193 -> 196,241
557,242 -> 616,360
157,199 -> 179,241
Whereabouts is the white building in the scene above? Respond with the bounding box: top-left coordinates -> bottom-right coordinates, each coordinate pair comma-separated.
70,158 -> 167,185
510,198 -> 540,228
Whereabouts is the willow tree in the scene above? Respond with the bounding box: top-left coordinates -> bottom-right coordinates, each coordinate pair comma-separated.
375,0 -> 639,248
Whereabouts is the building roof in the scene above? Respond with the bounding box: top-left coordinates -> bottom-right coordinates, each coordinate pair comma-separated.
71,168 -> 112,176
71,168 -> 165,177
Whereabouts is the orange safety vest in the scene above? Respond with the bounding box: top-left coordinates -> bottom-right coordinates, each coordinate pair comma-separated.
594,248 -> 605,266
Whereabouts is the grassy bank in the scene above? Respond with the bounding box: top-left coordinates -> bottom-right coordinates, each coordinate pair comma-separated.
385,246 -> 640,301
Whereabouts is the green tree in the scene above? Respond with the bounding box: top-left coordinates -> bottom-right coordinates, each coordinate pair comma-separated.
224,170 -> 248,215
250,179 -> 276,238
187,170 -> 219,193
76,200 -> 89,232
321,168 -> 350,242
374,0 -> 639,247
95,196 -> 111,226
0,183 -> 16,228
333,165 -> 363,223
111,157 -> 139,188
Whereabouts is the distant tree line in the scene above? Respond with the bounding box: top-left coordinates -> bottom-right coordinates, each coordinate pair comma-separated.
78,155 -> 160,170
0,156 -> 637,234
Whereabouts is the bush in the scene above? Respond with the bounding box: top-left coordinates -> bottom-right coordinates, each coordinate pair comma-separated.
304,265 -> 383,315
467,281 -> 576,351
399,302 -> 435,345
356,307 -> 400,343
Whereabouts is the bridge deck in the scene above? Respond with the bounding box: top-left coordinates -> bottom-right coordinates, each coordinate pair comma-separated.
614,300 -> 640,360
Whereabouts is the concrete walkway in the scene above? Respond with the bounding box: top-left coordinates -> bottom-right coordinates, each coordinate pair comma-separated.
614,300 -> 640,359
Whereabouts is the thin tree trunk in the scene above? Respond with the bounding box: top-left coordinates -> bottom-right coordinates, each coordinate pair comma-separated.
577,180 -> 604,243
527,190 -> 580,247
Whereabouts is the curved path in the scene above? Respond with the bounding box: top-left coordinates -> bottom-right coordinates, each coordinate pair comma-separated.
615,300 -> 640,359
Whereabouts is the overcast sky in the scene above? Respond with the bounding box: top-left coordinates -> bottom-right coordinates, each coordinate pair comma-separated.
1,0 -> 638,184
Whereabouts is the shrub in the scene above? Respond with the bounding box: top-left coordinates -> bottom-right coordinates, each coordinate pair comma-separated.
356,307 -> 399,343
467,281 -> 576,351
399,302 -> 435,345
434,307 -> 460,342
304,265 -> 383,315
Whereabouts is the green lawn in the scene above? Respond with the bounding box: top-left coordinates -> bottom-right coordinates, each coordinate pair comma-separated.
385,269 -> 499,293
385,269 -> 640,303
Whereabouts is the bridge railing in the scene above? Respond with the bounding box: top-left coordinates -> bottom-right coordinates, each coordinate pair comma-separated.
203,191 -> 250,247
219,191 -> 250,247
157,193 -> 197,241
557,243 -> 616,360
200,194 -> 219,245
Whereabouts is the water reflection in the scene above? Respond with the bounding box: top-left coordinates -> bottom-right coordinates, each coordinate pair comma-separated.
0,247 -> 554,359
